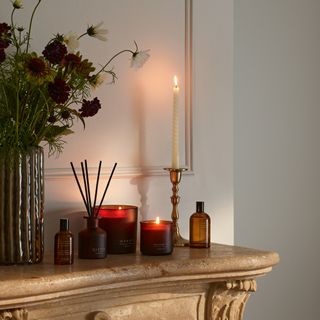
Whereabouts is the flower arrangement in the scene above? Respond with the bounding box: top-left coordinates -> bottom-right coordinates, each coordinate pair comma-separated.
0,0 -> 150,155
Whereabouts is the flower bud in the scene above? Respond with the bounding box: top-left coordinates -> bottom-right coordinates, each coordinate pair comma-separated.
12,0 -> 23,9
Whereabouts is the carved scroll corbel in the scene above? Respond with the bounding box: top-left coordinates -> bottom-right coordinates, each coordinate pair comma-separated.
226,279 -> 257,292
0,309 -> 28,320
91,311 -> 111,320
207,280 -> 257,320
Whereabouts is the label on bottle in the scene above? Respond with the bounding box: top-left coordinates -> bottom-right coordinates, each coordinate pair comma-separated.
190,216 -> 210,247
119,239 -> 135,248
55,238 -> 72,263
91,247 -> 106,254
198,220 -> 208,241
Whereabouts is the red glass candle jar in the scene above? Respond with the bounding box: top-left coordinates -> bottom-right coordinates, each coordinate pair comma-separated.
140,218 -> 173,255
98,205 -> 138,254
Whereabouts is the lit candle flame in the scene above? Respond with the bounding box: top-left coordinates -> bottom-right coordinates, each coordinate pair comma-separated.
174,75 -> 178,88
155,216 -> 160,224
118,206 -> 122,210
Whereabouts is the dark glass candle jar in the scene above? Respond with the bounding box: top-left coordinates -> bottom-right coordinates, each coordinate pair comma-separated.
78,217 -> 107,259
98,205 -> 138,254
140,219 -> 173,256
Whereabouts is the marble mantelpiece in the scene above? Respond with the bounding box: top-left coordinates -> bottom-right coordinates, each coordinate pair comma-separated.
0,243 -> 279,320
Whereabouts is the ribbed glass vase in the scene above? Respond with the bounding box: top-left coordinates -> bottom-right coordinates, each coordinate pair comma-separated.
0,147 -> 44,264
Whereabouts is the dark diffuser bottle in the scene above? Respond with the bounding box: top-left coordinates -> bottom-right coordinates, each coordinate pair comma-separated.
54,218 -> 74,265
78,217 -> 107,259
189,201 -> 211,248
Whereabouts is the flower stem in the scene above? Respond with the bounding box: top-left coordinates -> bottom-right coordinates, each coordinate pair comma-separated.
77,32 -> 87,40
10,8 -> 20,54
96,49 -> 134,76
10,9 -> 17,39
25,0 -> 42,53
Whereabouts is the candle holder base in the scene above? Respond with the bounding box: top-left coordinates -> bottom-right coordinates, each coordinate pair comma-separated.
173,233 -> 189,247
164,167 -> 189,247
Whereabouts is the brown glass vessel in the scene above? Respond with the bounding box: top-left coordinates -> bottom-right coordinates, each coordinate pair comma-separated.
78,217 -> 107,259
189,201 -> 211,248
54,218 -> 74,265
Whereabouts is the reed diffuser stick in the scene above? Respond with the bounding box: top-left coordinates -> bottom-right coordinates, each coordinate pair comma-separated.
84,160 -> 93,216
81,162 -> 91,216
96,162 -> 118,214
70,162 -> 88,211
71,161 -> 117,218
93,161 -> 102,218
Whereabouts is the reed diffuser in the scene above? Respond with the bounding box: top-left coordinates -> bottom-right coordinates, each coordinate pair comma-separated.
70,160 -> 117,259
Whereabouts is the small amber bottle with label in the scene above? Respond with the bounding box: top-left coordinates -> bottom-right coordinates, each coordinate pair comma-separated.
189,201 -> 211,248
54,218 -> 74,265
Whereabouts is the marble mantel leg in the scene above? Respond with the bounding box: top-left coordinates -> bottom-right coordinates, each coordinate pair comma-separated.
207,280 -> 257,320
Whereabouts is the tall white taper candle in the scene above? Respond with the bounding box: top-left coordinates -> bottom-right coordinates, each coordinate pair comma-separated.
172,76 -> 180,169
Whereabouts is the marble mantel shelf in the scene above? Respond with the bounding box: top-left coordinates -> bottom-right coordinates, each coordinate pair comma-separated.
0,243 -> 279,320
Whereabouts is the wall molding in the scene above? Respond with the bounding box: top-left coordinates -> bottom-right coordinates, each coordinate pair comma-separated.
45,0 -> 193,179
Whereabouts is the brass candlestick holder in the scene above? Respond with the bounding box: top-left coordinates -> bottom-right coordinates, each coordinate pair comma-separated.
164,168 -> 189,247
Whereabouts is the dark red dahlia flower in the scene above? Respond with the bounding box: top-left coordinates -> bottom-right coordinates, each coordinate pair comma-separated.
79,97 -> 101,117
0,23 -> 10,35
63,53 -> 81,68
0,39 -> 10,49
25,57 -> 47,77
0,23 -> 11,51
42,40 -> 67,64
48,79 -> 70,104
0,49 -> 5,63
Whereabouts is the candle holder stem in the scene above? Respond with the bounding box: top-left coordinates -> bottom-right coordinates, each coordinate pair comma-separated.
164,168 -> 189,247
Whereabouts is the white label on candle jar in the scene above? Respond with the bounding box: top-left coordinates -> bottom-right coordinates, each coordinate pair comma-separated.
152,243 -> 168,252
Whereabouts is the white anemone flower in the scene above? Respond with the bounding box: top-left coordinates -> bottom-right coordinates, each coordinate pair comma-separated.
64,32 -> 80,52
130,50 -> 150,70
12,0 -> 23,9
87,22 -> 108,42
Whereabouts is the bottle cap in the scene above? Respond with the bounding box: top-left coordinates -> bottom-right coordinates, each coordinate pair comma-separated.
196,201 -> 204,212
60,218 -> 69,231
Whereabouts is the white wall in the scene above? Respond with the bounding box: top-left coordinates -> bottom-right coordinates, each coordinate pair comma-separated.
0,1 -> 233,249
235,0 -> 320,318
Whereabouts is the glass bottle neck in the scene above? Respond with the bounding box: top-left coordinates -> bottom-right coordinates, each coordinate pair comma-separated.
196,202 -> 204,212
85,217 -> 99,229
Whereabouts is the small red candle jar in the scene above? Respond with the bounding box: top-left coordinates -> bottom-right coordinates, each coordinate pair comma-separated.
98,205 -> 137,254
140,218 -> 173,255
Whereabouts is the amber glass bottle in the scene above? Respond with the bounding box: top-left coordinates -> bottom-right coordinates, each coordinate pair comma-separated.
189,201 -> 211,248
54,218 -> 74,265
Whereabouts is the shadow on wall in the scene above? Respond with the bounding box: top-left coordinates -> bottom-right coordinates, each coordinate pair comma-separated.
130,176 -> 150,222
129,80 -> 150,222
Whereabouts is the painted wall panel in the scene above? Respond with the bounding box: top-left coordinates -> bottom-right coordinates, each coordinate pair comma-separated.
0,0 -> 233,250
